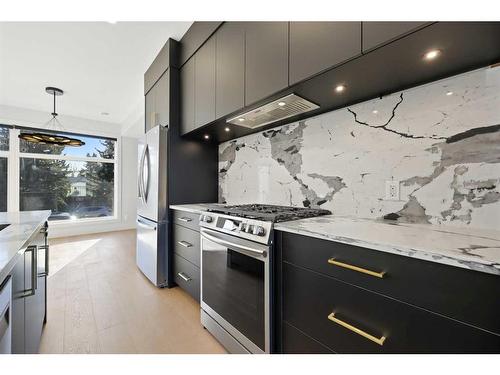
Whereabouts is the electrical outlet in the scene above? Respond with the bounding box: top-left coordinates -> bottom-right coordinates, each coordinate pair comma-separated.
385,180 -> 400,200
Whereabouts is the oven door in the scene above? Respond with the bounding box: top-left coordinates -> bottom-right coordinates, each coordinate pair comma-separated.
200,227 -> 270,354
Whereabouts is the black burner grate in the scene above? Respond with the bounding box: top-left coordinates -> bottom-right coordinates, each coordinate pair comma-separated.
206,204 -> 331,222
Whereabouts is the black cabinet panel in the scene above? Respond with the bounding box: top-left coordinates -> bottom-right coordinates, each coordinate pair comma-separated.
289,22 -> 362,84
283,262 -> 500,353
280,231 -> 500,336
180,57 -> 195,135
195,36 -> 216,128
10,257 -> 25,354
362,22 -> 429,52
282,321 -> 335,354
173,254 -> 200,302
25,274 -> 45,354
216,22 -> 245,118
245,22 -> 289,106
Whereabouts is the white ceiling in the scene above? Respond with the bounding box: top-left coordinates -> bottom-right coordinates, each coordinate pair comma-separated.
0,22 -> 192,126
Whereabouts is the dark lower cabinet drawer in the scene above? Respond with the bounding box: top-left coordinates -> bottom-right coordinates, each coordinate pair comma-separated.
282,321 -> 335,354
280,231 -> 500,335
283,262 -> 500,353
173,224 -> 200,267
173,254 -> 200,302
172,210 -> 200,231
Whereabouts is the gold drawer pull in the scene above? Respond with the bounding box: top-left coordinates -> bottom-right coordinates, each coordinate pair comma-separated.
328,312 -> 386,346
328,258 -> 385,278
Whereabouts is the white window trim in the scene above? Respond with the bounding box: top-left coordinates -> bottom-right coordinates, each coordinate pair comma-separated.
2,127 -> 120,225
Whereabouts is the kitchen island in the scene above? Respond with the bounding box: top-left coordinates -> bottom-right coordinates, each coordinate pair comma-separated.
0,210 -> 50,354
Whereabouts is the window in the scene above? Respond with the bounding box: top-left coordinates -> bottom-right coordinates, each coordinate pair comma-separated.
0,126 -> 118,222
0,126 -> 8,212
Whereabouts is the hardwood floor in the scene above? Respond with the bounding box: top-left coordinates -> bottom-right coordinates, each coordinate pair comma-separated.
39,229 -> 226,354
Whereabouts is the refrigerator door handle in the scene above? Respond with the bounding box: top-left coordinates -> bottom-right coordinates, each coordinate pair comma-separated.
138,145 -> 147,204
136,217 -> 157,231
143,144 -> 150,203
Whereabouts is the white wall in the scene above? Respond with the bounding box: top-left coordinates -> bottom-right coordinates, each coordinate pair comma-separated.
0,104 -> 139,238
0,104 -> 122,138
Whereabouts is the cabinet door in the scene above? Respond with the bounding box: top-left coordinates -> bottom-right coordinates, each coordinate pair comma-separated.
145,87 -> 156,133
245,22 -> 289,106
154,70 -> 170,128
362,22 -> 428,52
289,22 -> 362,84
25,274 -> 45,354
180,57 -> 195,135
216,22 -> 245,118
24,246 -> 44,354
194,36 -> 216,128
10,257 -> 25,354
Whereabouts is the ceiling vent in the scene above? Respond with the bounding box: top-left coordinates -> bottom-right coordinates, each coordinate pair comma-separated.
226,94 -> 319,129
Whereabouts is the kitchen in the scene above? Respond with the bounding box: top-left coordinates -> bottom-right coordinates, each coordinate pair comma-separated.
1,1 -> 500,373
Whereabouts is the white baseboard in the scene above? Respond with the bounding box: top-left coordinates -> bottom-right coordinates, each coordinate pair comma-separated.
48,219 -> 136,239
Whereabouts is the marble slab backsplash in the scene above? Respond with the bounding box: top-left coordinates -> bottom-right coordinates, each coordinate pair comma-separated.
219,66 -> 500,230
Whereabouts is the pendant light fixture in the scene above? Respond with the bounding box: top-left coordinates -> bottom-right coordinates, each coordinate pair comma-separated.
18,87 -> 85,147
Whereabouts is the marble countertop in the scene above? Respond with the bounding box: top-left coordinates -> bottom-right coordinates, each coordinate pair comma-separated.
0,210 -> 51,282
275,215 -> 500,276
169,203 -> 217,214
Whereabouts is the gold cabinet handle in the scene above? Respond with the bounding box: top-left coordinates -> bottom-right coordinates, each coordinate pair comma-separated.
328,258 -> 386,278
328,312 -> 386,346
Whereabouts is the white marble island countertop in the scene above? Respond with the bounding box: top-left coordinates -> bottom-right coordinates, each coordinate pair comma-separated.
275,215 -> 500,276
0,210 -> 51,282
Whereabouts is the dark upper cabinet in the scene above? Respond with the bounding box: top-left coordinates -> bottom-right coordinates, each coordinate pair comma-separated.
289,22 -> 362,85
154,70 -> 170,128
216,22 -> 245,118
194,35 -> 216,129
180,57 -> 195,135
145,85 -> 155,132
362,22 -> 429,52
245,22 -> 289,106
145,70 -> 170,133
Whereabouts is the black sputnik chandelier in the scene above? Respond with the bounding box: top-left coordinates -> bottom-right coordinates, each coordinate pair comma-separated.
18,87 -> 85,147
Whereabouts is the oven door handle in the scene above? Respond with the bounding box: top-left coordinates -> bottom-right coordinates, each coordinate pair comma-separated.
200,228 -> 267,258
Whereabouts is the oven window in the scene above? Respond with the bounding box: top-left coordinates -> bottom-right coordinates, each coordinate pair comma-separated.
202,246 -> 265,350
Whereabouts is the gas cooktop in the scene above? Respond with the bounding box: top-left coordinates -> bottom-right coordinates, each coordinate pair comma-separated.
206,204 -> 331,223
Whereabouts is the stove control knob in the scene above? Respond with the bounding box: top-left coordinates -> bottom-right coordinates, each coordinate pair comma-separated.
253,226 -> 266,236
246,224 -> 253,233
204,215 -> 213,223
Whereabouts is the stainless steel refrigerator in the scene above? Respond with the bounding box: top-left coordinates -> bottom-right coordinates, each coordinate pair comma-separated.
136,125 -> 169,287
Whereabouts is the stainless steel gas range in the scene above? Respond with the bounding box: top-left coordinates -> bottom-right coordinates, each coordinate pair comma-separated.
199,204 -> 330,354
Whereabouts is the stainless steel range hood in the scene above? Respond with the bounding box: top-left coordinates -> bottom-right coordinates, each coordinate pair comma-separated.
226,94 -> 319,129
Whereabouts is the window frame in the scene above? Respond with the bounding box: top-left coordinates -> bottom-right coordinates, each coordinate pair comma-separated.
2,126 -> 120,224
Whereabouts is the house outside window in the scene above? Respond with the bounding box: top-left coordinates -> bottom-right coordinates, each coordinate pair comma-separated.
0,125 -> 118,222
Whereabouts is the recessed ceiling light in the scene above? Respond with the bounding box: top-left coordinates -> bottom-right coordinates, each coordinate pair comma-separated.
335,84 -> 346,93
446,91 -> 453,96
423,49 -> 441,61
224,127 -> 230,132
372,110 -> 378,114
238,118 -> 245,122
204,134 -> 210,140
278,101 -> 286,106
101,112 -> 109,116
